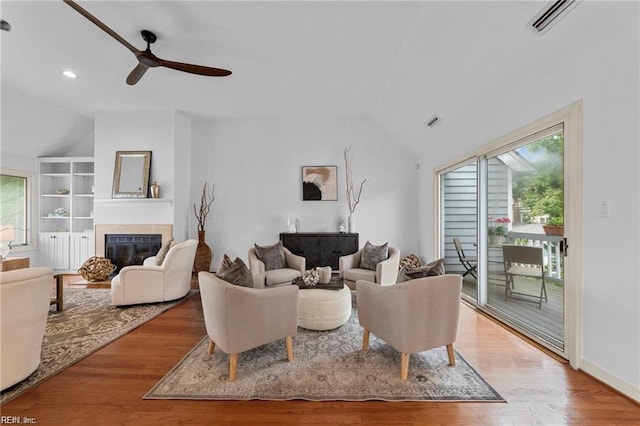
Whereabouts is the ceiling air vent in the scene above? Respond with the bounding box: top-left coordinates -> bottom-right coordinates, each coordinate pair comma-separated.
528,0 -> 581,35
425,115 -> 441,128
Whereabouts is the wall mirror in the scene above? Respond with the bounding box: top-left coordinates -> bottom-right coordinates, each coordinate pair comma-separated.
112,151 -> 152,198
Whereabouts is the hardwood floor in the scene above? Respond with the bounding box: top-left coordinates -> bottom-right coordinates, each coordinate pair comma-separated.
2,291 -> 638,425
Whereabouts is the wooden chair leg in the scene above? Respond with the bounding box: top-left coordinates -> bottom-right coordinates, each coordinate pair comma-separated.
207,339 -> 215,355
400,352 -> 410,380
285,336 -> 293,362
229,353 -> 238,382
446,343 -> 456,366
362,329 -> 370,351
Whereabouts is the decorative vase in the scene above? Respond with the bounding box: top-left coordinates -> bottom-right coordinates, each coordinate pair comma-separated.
348,214 -> 356,233
150,181 -> 160,198
194,230 -> 212,273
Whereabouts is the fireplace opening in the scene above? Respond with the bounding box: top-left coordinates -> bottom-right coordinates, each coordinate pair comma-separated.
105,234 -> 162,275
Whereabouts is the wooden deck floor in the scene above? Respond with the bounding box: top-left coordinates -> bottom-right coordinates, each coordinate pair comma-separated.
462,274 -> 564,348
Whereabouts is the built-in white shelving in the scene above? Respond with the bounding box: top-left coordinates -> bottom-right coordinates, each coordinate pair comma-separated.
38,157 -> 95,270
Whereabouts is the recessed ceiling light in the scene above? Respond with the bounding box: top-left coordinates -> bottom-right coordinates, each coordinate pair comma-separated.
62,70 -> 78,79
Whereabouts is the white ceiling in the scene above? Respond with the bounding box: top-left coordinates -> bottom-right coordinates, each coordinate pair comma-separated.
1,1 -> 637,155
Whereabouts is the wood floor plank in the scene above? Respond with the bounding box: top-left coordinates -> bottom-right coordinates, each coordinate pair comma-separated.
2,292 -> 638,425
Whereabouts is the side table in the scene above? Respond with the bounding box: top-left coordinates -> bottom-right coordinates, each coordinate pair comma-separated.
1,256 -> 30,272
52,273 -> 68,312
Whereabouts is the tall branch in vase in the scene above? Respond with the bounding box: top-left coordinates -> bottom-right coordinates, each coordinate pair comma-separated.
193,182 -> 215,273
344,146 -> 366,232
194,182 -> 215,232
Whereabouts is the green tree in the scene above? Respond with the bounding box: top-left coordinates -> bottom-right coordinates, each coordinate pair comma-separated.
513,133 -> 564,225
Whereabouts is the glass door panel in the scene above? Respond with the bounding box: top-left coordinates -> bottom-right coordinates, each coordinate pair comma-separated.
441,162 -> 478,302
484,127 -> 565,350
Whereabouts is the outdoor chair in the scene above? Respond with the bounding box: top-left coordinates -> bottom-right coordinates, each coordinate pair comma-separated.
453,237 -> 477,279
502,244 -> 548,309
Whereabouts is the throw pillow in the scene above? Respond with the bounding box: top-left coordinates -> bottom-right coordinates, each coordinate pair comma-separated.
359,241 -> 389,270
155,238 -> 174,266
254,241 -> 286,271
397,258 -> 446,282
217,254 -> 253,288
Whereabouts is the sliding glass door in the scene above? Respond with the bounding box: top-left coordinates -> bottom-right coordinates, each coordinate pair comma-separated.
439,125 -> 567,355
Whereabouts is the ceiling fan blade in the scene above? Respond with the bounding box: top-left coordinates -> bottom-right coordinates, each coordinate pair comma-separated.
126,63 -> 149,85
63,0 -> 140,55
157,58 -> 232,77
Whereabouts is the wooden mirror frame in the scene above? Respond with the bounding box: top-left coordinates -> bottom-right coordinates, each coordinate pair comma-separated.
112,151 -> 152,198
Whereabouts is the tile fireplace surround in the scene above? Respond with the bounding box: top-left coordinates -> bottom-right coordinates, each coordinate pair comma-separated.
95,224 -> 173,258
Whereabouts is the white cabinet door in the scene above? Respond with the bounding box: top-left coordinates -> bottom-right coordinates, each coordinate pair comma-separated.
70,232 -> 95,270
39,233 -> 70,270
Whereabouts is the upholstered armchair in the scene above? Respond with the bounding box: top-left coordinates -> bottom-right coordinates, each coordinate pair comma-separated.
1,267 -> 54,391
198,271 -> 299,381
248,244 -> 305,288
356,274 -> 463,380
111,239 -> 197,306
339,245 -> 400,290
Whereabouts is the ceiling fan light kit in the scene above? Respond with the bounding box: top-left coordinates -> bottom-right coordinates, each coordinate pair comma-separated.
63,0 -> 231,85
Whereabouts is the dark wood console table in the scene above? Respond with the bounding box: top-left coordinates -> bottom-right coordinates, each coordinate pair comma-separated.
280,232 -> 359,269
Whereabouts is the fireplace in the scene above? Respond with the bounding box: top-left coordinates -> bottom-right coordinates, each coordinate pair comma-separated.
105,234 -> 162,275
94,224 -> 174,275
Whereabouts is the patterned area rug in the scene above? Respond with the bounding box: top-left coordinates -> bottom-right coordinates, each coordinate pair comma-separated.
145,307 -> 504,402
1,288 -> 196,405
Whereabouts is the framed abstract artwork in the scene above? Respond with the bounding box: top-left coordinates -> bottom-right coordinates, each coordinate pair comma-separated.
302,166 -> 337,201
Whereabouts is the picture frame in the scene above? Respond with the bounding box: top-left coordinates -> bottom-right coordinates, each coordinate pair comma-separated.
112,151 -> 152,198
302,165 -> 337,201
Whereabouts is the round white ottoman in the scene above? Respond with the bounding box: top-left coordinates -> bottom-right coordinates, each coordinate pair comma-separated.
297,286 -> 352,331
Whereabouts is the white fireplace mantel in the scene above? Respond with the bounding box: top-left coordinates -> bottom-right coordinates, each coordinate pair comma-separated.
94,199 -> 174,208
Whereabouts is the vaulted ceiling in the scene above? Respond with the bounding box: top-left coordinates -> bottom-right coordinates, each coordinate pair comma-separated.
1,1 -> 637,156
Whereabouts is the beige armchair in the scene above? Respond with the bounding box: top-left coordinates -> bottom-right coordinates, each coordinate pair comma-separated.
356,274 -> 463,380
248,246 -> 305,288
198,271 -> 299,381
111,239 -> 197,306
1,267 -> 54,391
339,246 -> 400,290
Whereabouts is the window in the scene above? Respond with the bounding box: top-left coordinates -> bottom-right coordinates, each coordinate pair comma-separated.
1,170 -> 32,248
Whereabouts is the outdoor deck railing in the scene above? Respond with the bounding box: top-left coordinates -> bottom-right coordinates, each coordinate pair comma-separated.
508,231 -> 564,279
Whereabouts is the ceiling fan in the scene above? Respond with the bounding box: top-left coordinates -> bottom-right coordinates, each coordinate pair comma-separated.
63,0 -> 231,85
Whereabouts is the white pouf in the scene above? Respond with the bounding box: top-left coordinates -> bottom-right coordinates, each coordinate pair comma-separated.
297,286 -> 352,331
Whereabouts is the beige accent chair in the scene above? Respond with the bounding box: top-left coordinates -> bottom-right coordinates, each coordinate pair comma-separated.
1,267 -> 53,391
339,246 -> 400,290
356,274 -> 463,380
198,271 -> 299,381
248,246 -> 305,288
111,239 -> 197,306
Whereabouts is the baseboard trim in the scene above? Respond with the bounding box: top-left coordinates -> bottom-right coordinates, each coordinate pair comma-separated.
580,359 -> 640,404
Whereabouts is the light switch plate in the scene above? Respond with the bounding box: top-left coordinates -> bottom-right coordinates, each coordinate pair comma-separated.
598,200 -> 611,217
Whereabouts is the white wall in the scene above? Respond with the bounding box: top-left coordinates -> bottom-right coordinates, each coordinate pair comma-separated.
1,84 -> 93,158
191,117 -> 419,269
173,112 -> 192,242
93,111 -> 178,226
417,19 -> 640,400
